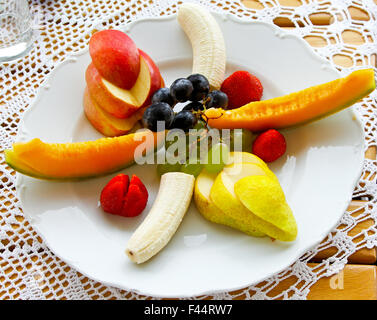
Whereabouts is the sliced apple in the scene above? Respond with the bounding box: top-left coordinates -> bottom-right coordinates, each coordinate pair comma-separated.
160,75 -> 165,88
89,30 -> 140,90
83,87 -> 144,137
194,169 -> 264,237
86,50 -> 162,119
139,49 -> 163,108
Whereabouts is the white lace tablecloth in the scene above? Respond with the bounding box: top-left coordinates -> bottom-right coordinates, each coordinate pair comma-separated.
0,0 -> 376,300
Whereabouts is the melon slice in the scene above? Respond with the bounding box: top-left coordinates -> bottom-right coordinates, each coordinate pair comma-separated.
5,131 -> 164,180
205,69 -> 375,131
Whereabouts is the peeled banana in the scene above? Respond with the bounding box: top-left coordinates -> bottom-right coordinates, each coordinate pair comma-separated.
125,172 -> 195,264
177,3 -> 226,90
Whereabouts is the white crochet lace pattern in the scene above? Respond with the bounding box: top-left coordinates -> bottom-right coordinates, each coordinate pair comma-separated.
0,0 -> 376,300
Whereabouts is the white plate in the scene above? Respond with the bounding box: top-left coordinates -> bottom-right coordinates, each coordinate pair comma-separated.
15,13 -> 365,298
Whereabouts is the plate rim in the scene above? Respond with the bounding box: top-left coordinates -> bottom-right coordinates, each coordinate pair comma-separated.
14,12 -> 366,298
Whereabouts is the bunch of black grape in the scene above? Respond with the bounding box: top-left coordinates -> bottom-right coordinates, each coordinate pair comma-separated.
142,74 -> 229,132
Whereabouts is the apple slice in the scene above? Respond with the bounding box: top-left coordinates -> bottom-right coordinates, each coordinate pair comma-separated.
139,49 -> 163,108
194,169 -> 264,236
83,87 -> 144,137
86,50 -> 162,119
89,30 -> 140,90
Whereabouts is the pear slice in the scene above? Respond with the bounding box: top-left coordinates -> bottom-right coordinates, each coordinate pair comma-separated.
194,170 -> 264,236
235,175 -> 297,241
210,163 -> 272,237
194,170 -> 228,224
222,162 -> 278,183
228,152 -> 267,169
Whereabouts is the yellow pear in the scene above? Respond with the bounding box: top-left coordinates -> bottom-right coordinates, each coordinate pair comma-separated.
210,162 -> 274,237
194,170 -> 229,224
234,175 -> 297,241
222,162 -> 278,184
194,169 -> 264,237
228,152 -> 267,169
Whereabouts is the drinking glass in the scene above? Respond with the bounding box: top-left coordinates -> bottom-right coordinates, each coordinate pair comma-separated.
0,0 -> 33,63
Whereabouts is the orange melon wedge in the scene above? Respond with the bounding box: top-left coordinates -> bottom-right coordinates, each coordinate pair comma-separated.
205,69 -> 375,131
5,131 -> 164,180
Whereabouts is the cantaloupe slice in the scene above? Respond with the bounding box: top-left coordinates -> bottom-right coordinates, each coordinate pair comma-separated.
5,130 -> 164,180
205,69 -> 375,131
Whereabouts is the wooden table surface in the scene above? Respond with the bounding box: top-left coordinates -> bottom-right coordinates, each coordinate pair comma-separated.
239,0 -> 377,300
0,0 -> 376,300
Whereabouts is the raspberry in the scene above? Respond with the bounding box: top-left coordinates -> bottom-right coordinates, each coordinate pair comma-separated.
220,71 -> 263,109
252,129 -> 286,163
100,173 -> 148,217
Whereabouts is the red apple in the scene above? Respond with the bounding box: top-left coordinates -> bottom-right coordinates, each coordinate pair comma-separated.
138,49 -> 162,108
85,50 -> 162,119
89,29 -> 140,90
83,87 -> 144,137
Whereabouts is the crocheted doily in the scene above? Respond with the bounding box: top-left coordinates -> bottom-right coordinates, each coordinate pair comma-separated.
0,0 -> 376,300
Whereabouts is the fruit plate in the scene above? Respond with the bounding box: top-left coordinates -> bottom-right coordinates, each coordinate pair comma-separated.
15,13 -> 365,298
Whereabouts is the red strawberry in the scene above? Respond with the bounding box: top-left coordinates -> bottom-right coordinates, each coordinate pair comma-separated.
100,174 -> 129,214
100,173 -> 148,218
220,71 -> 263,109
129,175 -> 148,200
122,184 -> 148,217
252,129 -> 286,163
